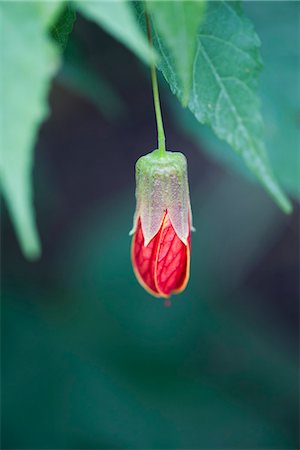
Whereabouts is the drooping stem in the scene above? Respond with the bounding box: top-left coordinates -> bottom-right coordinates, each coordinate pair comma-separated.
145,9 -> 166,155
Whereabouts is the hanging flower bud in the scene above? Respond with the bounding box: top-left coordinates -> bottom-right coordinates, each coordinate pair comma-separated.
130,150 -> 193,298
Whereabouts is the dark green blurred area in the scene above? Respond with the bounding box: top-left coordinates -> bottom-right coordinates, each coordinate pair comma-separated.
2,5 -> 299,450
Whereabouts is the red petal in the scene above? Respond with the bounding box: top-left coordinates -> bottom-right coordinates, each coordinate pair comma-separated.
155,214 -> 190,296
131,217 -> 160,296
131,213 -> 190,298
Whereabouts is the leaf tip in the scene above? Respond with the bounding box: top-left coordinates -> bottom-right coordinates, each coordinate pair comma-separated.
21,235 -> 42,261
181,88 -> 190,108
281,197 -> 293,215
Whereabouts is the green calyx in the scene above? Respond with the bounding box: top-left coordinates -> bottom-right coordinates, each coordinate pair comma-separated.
136,149 -> 187,178
131,149 -> 192,246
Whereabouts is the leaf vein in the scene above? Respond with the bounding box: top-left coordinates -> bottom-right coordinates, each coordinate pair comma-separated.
198,40 -> 255,153
199,33 -> 256,65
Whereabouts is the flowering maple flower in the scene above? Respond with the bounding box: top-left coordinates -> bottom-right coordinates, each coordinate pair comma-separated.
130,149 -> 193,298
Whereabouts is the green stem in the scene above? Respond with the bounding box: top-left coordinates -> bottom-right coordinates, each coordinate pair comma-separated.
145,10 -> 166,155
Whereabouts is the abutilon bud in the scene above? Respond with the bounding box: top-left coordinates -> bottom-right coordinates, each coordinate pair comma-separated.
130,149 -> 193,298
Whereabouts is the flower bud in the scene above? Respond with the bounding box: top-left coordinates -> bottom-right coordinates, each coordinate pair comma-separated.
130,150 -> 192,298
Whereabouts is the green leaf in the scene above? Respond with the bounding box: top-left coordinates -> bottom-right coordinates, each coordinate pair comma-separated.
75,0 -> 155,65
152,1 -> 292,213
0,2 -> 63,259
51,3 -> 77,50
177,2 -> 300,201
147,0 -> 206,107
34,1 -> 64,29
246,1 -> 300,199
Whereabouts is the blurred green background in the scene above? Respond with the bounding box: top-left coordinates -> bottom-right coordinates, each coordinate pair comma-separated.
2,3 -> 299,449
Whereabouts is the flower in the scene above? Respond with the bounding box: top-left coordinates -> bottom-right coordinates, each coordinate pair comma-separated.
130,150 -> 192,298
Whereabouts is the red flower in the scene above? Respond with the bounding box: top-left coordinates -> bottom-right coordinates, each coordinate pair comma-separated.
131,211 -> 191,298
130,150 -> 193,298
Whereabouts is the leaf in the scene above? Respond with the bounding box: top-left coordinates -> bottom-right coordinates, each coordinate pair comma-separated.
0,2 -> 63,259
151,1 -> 292,213
147,0 -> 206,107
176,2 -> 300,201
35,1 -> 64,29
51,3 -> 77,50
245,1 -> 300,199
75,0 -> 155,65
